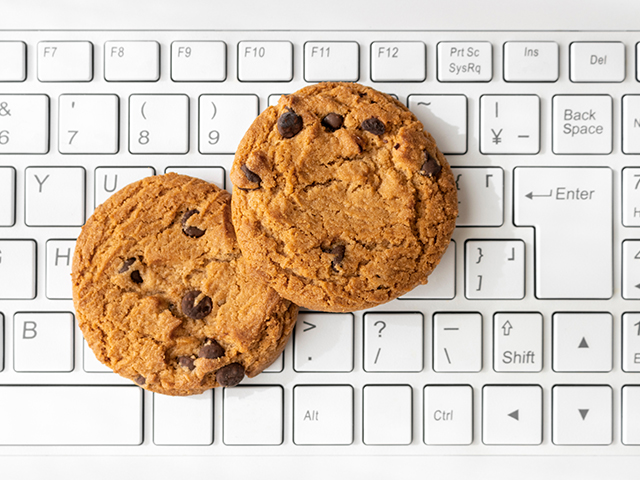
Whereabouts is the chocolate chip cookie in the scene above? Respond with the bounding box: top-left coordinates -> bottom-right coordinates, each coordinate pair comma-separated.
230,82 -> 457,312
72,173 -> 297,396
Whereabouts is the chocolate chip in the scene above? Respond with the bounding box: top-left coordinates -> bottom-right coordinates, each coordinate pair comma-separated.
130,270 -> 143,284
277,108 -> 303,138
394,143 -> 400,150
181,209 -> 205,238
240,164 -> 261,185
119,257 -> 136,273
321,113 -> 344,131
361,117 -> 385,136
216,363 -> 244,387
419,151 -> 442,178
181,290 -> 213,320
178,356 -> 196,370
134,375 -> 146,386
324,244 -> 345,271
199,340 -> 225,359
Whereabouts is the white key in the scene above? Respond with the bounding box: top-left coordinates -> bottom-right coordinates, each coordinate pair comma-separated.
552,95 -> 612,154
371,41 -> 426,82
37,41 -> 93,82
0,41 -> 26,81
46,240 -> 75,300
25,166 -> 85,226
304,41 -> 359,82
104,41 -> 160,81
83,339 -> 113,373
552,385 -> 612,445
363,313 -> 423,372
14,312 -> 74,372
224,386 -> 283,445
199,94 -> 259,154
58,94 -> 119,154
622,95 -> 640,154
154,391 -> 213,445
503,41 -> 559,82
171,41 -> 226,82
0,94 -> 49,154
482,385 -> 542,445
165,166 -> 225,189
452,167 -> 504,226
94,167 -> 155,209
0,313 -> 3,371
553,312 -> 612,372
0,240 -> 36,299
129,95 -> 189,154
401,240 -> 456,299
465,240 -> 525,299
622,386 -> 640,445
437,42 -> 492,82
433,313 -> 482,372
294,313 -> 353,372
408,95 -> 467,154
423,385 -> 473,445
480,95 -> 540,154
238,41 -> 292,82
514,167 -> 612,299
622,240 -> 640,299
262,353 -> 284,373
570,42 -> 625,82
493,313 -> 543,373
622,168 -> 640,226
623,313 -> 640,372
0,167 -> 15,226
293,385 -> 353,445
363,385 -> 412,445
0,385 -> 142,445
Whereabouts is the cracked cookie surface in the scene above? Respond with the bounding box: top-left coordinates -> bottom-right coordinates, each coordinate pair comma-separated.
231,82 -> 457,312
72,173 -> 297,396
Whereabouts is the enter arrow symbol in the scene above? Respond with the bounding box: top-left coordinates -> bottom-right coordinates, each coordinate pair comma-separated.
302,321 -> 316,332
508,409 -> 520,421
525,190 -> 552,200
579,409 -> 589,420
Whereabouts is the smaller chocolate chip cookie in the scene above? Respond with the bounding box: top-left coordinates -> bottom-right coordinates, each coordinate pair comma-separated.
231,82 -> 457,312
72,173 -> 297,396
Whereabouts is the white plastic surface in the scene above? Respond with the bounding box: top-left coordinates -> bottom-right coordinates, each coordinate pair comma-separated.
423,385 -> 473,445
552,386 -> 612,446
293,385 -> 353,445
0,240 -> 36,299
238,41 -> 292,82
482,385 -> 542,445
153,391 -> 213,446
479,95 -> 540,154
0,94 -> 49,153
58,94 -> 119,154
433,313 -> 482,372
0,166 -> 15,226
363,385 -> 412,445
408,95 -> 467,154
294,313 -> 353,372
25,166 -> 85,226
493,313 -> 543,373
465,240 -> 525,299
13,312 -> 74,372
304,41 -> 359,82
223,386 -> 283,445
552,95 -> 612,154
129,94 -> 189,154
0,41 -> 25,81
45,239 -> 75,300
452,167 -> 504,226
171,41 -> 226,82
569,42 -> 625,82
104,41 -> 159,81
94,166 -> 155,209
552,313 -> 612,372
198,94 -> 258,154
371,42 -> 425,82
37,41 -> 93,82
503,42 -> 559,82
363,313 -> 423,372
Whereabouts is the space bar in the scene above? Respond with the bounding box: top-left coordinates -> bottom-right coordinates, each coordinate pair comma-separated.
0,385 -> 143,445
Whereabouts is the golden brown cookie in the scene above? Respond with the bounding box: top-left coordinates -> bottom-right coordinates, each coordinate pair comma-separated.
230,82 -> 457,312
72,173 -> 297,396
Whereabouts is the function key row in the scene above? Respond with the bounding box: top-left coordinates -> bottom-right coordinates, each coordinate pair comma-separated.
0,40 -> 638,83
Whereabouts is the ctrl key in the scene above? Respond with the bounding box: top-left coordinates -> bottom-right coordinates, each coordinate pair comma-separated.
424,385 -> 473,445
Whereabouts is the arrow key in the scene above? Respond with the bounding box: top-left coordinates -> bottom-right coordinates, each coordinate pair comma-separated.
553,385 -> 612,445
482,385 -> 542,445
553,313 -> 612,372
622,240 -> 640,299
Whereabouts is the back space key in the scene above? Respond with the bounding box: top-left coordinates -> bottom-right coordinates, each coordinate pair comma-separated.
514,167 -> 612,299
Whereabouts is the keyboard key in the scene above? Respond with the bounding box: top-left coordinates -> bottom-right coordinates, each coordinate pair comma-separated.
268,93 -> 287,108
165,166 -> 225,189
262,352 -> 283,373
104,41 -> 160,81
94,167 -> 155,209
83,339 -> 113,373
46,239 -> 75,299
14,312 -> 74,372
570,42 -> 625,83
198,94 -> 259,154
623,313 -> 640,372
37,41 -> 93,82
408,95 -> 467,154
294,313 -> 353,372
0,240 -> 36,299
238,41 -> 292,82
363,312 -> 423,372
622,168 -> 640,226
0,313 -> 3,371
451,167 -> 504,226
503,41 -> 559,82
433,313 -> 482,372
553,313 -> 612,372
465,240 -> 525,299
401,240 -> 456,299
423,385 -> 473,445
622,95 -> 640,154
154,390 -> 213,445
493,313 -> 543,373
552,385 -> 612,445
482,385 -> 542,445
480,95 -> 540,154
363,385 -> 412,445
371,41 -> 426,82
622,240 -> 640,299
437,41 -> 492,82
293,385 -> 353,445
129,94 -> 189,154
0,385 -> 142,445
58,94 -> 119,154
0,166 -> 15,226
304,41 -> 359,82
552,95 -> 612,154
622,386 -> 640,444
0,94 -> 49,154
171,41 -> 226,82
25,166 -> 85,226
223,386 -> 283,445
0,41 -> 26,81
514,167 -> 612,299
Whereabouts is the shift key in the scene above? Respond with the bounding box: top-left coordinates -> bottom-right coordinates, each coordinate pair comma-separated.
514,167 -> 612,299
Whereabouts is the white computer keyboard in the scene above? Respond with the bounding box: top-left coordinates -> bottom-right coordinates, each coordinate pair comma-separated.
2,16 -> 640,479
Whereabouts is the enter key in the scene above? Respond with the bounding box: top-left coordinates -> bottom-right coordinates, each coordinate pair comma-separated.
514,167 -> 612,299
